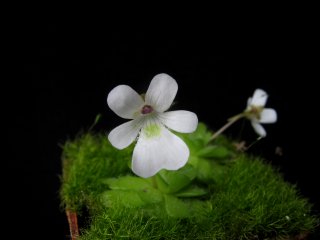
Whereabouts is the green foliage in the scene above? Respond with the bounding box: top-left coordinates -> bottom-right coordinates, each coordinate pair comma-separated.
156,164 -> 198,194
60,123 -> 318,239
60,133 -> 133,212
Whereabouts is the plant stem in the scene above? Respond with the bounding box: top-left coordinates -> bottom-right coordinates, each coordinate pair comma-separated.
210,113 -> 244,141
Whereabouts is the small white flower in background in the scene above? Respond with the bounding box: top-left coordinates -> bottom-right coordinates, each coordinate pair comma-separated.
245,89 -> 277,137
107,73 -> 198,178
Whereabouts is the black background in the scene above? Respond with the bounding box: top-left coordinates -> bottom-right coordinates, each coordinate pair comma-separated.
8,23 -> 319,239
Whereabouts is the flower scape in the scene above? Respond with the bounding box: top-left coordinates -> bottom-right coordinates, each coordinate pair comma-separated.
60,73 -> 318,240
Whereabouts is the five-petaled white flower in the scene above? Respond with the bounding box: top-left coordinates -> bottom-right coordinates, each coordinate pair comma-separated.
107,73 -> 198,178
245,88 -> 277,137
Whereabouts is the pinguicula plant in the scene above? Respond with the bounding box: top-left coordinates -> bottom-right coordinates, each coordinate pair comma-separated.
61,74 -> 319,239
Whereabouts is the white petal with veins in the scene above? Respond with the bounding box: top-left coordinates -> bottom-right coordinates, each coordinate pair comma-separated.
107,85 -> 144,119
250,89 -> 268,107
145,73 -> 178,112
108,119 -> 142,149
132,126 -> 189,178
161,110 -> 198,133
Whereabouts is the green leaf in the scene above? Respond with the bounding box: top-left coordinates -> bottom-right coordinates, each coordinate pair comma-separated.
156,164 -> 197,193
164,195 -> 190,218
104,176 -> 151,191
154,174 -> 170,193
101,190 -> 145,208
197,159 -> 227,183
197,145 -> 230,159
103,176 -> 163,205
196,159 -> 214,182
177,122 -> 212,151
190,122 -> 212,145
137,188 -> 163,204
174,185 -> 208,198
187,155 -> 200,167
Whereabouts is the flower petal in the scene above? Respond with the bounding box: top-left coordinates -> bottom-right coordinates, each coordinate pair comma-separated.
145,73 -> 178,112
160,110 -> 198,133
260,108 -> 277,124
108,120 -> 142,149
251,121 -> 266,137
132,126 -> 189,178
250,89 -> 268,107
107,85 -> 144,119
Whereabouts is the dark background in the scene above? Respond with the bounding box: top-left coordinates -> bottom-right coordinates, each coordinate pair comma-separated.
9,24 -> 319,238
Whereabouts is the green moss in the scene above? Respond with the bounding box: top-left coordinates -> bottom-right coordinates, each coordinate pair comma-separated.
60,133 -> 133,212
60,123 -> 318,239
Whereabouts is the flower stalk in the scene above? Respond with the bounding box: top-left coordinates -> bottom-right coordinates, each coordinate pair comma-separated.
210,113 -> 244,141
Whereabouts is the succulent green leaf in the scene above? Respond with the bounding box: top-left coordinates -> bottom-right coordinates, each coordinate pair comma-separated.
164,195 -> 190,218
174,185 -> 207,198
104,176 -> 152,191
197,145 -> 230,159
103,176 -> 163,205
101,190 -> 145,208
156,164 -> 197,193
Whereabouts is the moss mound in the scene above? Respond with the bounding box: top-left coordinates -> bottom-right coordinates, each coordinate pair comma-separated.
60,123 -> 318,239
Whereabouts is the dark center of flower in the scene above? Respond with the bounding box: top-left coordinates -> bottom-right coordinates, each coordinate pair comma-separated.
141,105 -> 153,114
251,107 -> 259,115
247,106 -> 263,119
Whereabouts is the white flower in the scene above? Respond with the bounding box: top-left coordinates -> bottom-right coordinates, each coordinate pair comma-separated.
107,73 -> 198,178
245,89 -> 277,137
